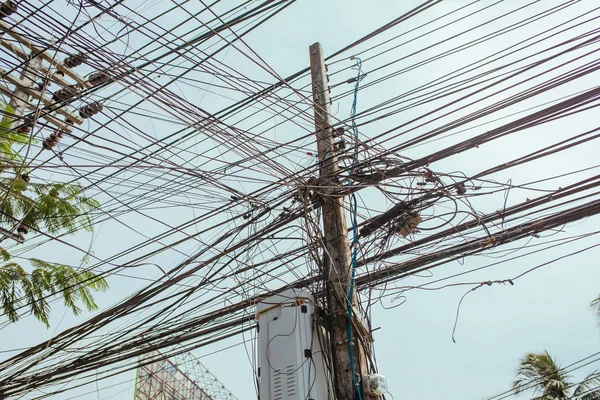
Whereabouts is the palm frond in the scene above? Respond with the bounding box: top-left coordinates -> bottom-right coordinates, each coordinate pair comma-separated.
0,260 -> 109,326
591,295 -> 600,326
513,351 -> 571,398
0,247 -> 10,262
573,371 -> 600,398
0,263 -> 27,323
580,390 -> 600,400
0,103 -> 104,328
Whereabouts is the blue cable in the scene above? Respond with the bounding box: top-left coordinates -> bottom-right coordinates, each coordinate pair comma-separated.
347,57 -> 365,400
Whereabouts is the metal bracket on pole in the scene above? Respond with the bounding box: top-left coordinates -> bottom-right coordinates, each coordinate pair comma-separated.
0,19 -> 91,89
1,68 -> 83,125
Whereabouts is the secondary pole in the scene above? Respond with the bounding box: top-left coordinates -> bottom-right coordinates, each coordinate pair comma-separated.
309,42 -> 363,400
8,54 -> 41,130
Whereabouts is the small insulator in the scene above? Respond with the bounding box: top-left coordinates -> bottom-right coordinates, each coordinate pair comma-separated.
0,0 -> 16,19
88,71 -> 110,86
79,101 -> 103,118
79,105 -> 93,118
333,141 -> 345,151
16,223 -> 29,235
455,183 -> 466,195
35,77 -> 51,91
65,118 -> 74,125
42,133 -> 60,150
55,129 -> 64,139
17,116 -> 34,134
21,173 -> 30,183
63,52 -> 87,69
52,86 -> 77,103
16,125 -> 31,135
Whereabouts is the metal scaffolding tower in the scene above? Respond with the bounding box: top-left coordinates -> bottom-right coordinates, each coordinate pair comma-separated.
134,350 -> 238,400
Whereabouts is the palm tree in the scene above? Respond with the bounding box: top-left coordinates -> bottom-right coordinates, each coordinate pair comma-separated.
513,351 -> 600,400
591,295 -> 600,326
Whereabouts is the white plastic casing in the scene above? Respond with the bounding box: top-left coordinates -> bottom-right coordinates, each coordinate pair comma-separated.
256,288 -> 333,400
363,373 -> 388,396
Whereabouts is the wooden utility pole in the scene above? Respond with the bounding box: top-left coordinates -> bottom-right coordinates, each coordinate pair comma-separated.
309,42 -> 364,400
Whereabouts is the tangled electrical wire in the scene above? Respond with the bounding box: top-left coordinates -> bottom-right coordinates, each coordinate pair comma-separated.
0,0 -> 600,399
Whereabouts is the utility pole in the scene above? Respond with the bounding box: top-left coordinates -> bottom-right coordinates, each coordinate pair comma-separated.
8,55 -> 41,129
0,17 -> 89,134
309,42 -> 366,400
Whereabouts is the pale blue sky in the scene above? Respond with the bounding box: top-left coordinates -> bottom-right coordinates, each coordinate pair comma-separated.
1,1 -> 599,399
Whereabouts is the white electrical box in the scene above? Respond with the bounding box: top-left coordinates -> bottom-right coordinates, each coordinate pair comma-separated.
256,288 -> 333,400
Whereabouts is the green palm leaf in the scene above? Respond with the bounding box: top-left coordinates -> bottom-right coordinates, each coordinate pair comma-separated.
0,98 -> 106,328
572,371 -> 600,399
513,351 -> 571,399
0,260 -> 108,327
591,295 -> 600,327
